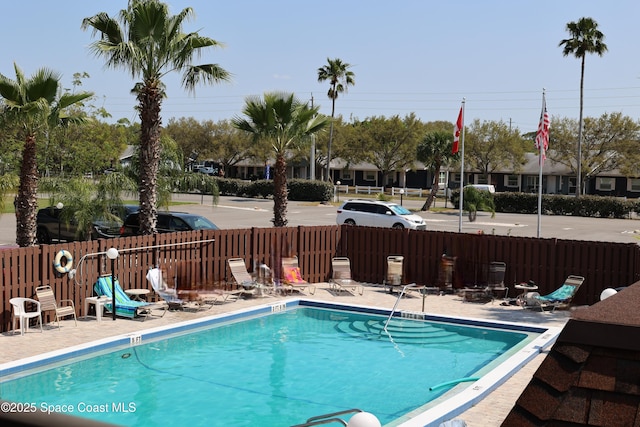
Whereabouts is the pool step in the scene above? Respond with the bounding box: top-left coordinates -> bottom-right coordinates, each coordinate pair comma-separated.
336,319 -> 471,345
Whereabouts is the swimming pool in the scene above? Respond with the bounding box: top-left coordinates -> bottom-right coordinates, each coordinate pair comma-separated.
0,300 -> 560,426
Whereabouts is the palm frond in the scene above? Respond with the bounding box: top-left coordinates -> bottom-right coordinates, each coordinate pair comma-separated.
182,64 -> 231,92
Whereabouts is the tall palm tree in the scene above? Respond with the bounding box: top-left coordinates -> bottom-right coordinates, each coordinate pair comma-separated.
559,17 -> 607,196
0,63 -> 92,246
417,130 -> 456,211
317,58 -> 355,182
232,92 -> 329,227
82,0 -> 230,234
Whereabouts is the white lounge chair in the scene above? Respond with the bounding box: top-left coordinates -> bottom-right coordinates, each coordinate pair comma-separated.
227,258 -> 271,297
329,257 -> 364,295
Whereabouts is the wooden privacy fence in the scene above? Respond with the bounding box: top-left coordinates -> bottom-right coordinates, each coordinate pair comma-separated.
2,225 -> 639,333
338,227 -> 640,306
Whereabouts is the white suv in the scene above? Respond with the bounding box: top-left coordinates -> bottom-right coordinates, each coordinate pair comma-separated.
336,199 -> 426,230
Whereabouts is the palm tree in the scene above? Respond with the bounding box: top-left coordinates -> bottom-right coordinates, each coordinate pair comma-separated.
559,17 -> 608,196
416,131 -> 456,211
0,63 -> 92,247
82,0 -> 230,234
232,92 -> 329,227
317,58 -> 355,182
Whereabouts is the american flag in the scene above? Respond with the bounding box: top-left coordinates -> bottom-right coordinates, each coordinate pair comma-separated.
452,106 -> 463,154
535,93 -> 550,163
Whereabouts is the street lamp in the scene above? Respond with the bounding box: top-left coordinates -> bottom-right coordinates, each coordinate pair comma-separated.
56,202 -> 63,242
399,189 -> 405,206
106,247 -> 119,321
336,181 -> 341,202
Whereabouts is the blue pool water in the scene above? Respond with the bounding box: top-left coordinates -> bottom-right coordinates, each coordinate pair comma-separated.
0,303 -> 540,426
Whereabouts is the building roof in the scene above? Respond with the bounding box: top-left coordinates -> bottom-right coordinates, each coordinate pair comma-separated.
120,145 -> 136,161
502,281 -> 640,426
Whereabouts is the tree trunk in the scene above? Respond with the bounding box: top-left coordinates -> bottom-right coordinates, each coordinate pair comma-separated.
137,81 -> 163,235
272,153 -> 288,227
15,134 -> 39,247
421,163 -> 441,211
576,55 -> 586,197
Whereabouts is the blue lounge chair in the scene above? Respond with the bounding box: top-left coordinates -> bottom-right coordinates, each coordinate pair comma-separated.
94,276 -> 158,319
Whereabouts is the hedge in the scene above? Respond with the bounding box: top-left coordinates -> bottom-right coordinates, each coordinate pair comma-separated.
449,190 -> 636,219
213,178 -> 333,202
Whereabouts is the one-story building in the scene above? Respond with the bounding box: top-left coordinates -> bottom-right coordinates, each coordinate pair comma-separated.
186,152 -> 640,199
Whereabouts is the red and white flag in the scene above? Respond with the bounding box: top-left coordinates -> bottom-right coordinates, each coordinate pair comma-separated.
535,94 -> 550,163
452,106 -> 463,154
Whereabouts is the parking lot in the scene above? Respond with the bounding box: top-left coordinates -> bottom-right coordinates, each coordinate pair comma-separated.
1,194 -> 639,245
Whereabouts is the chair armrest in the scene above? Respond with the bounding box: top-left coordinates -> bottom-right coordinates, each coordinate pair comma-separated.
60,299 -> 75,308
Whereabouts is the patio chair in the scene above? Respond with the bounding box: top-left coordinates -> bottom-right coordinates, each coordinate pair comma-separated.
146,267 -> 186,310
329,257 -> 364,295
382,255 -> 426,296
198,288 -> 243,305
486,261 -> 509,302
9,297 -> 43,335
384,255 -> 405,293
35,285 -> 77,329
146,267 -> 239,310
281,256 -> 316,295
227,258 -> 265,297
526,275 -> 585,312
94,276 -> 165,320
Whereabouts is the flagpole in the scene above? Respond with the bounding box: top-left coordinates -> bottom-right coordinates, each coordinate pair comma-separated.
536,89 -> 545,238
458,99 -> 466,233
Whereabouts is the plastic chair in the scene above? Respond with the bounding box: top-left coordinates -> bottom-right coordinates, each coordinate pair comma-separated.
10,297 -> 43,335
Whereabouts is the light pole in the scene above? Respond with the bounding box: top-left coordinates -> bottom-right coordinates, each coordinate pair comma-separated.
56,202 -> 63,242
106,247 -> 119,321
399,189 -> 405,206
336,181 -> 341,202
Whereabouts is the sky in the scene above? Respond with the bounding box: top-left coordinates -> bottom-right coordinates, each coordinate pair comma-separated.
2,0 -> 640,134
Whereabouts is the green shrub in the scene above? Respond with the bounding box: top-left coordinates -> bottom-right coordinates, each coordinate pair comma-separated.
215,177 -> 248,196
174,174 -> 220,197
491,192 -> 633,218
493,192 -> 538,213
376,192 -> 392,202
450,188 -> 496,214
288,179 -> 333,202
213,177 -> 331,202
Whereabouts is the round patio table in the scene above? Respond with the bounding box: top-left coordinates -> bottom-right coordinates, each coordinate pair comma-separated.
125,288 -> 150,301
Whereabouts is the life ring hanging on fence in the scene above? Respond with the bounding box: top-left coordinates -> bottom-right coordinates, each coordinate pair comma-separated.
54,250 -> 73,274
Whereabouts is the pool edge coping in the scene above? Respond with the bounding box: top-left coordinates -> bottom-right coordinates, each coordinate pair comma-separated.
0,297 -> 561,426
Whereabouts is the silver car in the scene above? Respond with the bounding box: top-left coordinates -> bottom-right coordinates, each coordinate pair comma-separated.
336,199 -> 426,230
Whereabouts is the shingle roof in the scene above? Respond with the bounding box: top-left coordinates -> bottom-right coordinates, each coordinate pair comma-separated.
502,282 -> 640,426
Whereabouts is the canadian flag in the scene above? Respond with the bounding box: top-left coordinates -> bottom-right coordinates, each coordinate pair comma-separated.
452,106 -> 463,154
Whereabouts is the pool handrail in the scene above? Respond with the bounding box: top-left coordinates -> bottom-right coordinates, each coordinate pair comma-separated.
384,283 -> 423,331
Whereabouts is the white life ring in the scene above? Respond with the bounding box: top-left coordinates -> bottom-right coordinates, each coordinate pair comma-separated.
54,250 -> 73,274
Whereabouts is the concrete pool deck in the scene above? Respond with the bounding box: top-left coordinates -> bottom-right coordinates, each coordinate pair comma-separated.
0,283 -> 572,426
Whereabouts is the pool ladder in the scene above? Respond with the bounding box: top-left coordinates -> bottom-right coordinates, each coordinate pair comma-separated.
384,283 -> 422,331
290,409 -> 364,426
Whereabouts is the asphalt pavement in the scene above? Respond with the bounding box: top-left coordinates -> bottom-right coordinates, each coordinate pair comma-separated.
2,194 -> 639,246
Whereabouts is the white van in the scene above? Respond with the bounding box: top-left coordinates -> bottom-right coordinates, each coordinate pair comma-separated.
336,199 -> 426,230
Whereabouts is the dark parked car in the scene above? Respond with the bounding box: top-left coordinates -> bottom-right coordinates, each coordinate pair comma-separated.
36,205 -> 139,244
119,211 -> 219,236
